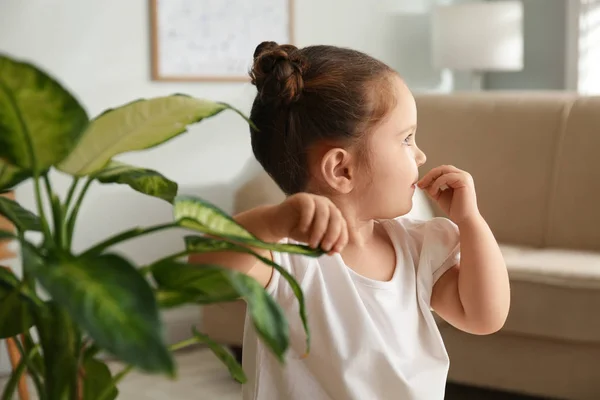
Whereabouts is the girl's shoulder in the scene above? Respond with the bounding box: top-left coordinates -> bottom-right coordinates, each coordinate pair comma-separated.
383,216 -> 459,249
387,215 -> 457,233
385,217 -> 461,282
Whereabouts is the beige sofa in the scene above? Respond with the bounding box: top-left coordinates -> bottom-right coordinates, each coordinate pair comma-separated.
202,93 -> 600,400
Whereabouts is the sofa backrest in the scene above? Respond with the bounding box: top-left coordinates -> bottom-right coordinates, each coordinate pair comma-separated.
546,97 -> 600,250
415,93 -> 600,251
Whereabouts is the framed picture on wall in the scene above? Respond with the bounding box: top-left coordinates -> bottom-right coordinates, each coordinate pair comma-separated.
150,0 -> 294,82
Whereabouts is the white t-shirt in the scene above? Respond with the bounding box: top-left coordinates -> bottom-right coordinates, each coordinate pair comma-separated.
242,217 -> 461,400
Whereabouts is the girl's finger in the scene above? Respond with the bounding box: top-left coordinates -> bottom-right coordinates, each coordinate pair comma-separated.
418,166 -> 445,188
418,165 -> 461,188
309,200 -> 330,248
298,197 -> 316,233
430,172 -> 463,195
321,206 -> 343,252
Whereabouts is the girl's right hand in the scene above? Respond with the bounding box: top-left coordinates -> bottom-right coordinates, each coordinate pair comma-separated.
271,193 -> 349,254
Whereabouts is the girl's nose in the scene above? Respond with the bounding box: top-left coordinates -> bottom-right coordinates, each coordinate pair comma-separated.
416,148 -> 427,167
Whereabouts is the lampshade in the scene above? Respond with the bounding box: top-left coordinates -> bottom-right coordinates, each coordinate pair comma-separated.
432,1 -> 524,71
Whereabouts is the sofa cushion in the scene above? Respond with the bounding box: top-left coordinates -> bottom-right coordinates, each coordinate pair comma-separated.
202,301 -> 247,346
499,244 -> 600,343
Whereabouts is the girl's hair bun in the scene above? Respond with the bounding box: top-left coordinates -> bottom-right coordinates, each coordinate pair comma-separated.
250,41 -> 307,105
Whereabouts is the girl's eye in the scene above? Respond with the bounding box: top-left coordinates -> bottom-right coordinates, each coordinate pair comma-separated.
403,133 -> 413,145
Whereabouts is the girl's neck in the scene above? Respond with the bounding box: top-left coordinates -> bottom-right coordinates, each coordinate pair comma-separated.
307,187 -> 381,247
335,201 -> 378,247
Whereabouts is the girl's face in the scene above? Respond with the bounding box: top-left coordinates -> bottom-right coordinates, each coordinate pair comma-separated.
354,76 -> 427,220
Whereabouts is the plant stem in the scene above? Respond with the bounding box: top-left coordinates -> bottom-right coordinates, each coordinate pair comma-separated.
43,174 -> 64,249
80,222 -> 178,257
33,174 -> 53,245
42,174 -> 54,216
65,177 -> 93,249
73,328 -> 83,400
82,341 -> 101,361
138,265 -> 152,276
169,336 -> 201,352
18,231 -> 32,286
22,330 -> 44,375
97,365 -> 132,400
17,231 -> 39,294
64,177 -> 80,212
13,338 -> 45,399
1,344 -> 41,400
63,177 -> 80,250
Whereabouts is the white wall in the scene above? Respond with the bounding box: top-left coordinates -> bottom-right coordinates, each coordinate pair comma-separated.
0,0 -> 457,373
578,0 -> 600,93
484,0 -> 569,90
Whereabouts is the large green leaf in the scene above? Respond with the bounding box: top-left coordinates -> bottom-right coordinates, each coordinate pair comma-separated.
226,268 -> 289,362
96,160 -> 178,202
0,159 -> 30,191
173,195 -> 323,256
0,289 -> 33,339
152,262 -> 289,361
0,267 -> 34,338
0,262 -> 42,307
0,195 -> 41,232
152,261 -> 241,304
156,290 -> 202,309
25,248 -> 174,375
82,358 -> 118,400
34,301 -> 79,400
58,95 -> 241,176
192,327 -> 247,383
0,54 -> 89,172
185,235 -> 310,354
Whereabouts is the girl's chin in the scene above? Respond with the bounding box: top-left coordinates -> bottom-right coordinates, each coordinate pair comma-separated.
389,202 -> 414,219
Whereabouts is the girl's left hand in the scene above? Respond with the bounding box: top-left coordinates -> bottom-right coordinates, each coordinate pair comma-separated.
417,165 -> 480,224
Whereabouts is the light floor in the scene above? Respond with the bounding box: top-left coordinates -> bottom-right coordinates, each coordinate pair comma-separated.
0,347 -> 542,399
109,347 -> 241,400
0,346 -> 241,400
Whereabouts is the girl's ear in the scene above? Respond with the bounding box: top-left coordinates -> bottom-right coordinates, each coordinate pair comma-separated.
320,147 -> 355,194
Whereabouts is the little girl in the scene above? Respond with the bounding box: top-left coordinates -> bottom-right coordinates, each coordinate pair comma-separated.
192,42 -> 510,399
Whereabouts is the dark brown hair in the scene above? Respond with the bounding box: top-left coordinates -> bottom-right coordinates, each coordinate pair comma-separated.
249,41 -> 395,195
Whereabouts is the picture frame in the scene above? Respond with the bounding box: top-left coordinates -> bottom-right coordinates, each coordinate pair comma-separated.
149,0 -> 295,82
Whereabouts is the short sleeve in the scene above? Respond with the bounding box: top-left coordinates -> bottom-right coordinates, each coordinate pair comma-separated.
268,249 -> 285,295
267,240 -> 296,300
426,218 -> 461,284
400,217 -> 461,286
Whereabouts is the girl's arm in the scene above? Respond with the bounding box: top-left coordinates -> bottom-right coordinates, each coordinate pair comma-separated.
430,215 -> 510,334
418,165 -> 510,335
188,193 -> 348,288
188,204 -> 280,287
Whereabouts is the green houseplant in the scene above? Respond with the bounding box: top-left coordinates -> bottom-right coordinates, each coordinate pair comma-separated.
0,53 -> 317,400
